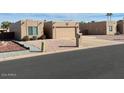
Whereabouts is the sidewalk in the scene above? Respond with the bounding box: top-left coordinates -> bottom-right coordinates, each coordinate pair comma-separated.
0,50 -> 30,58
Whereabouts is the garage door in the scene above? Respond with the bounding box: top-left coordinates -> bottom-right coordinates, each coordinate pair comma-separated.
55,27 -> 75,39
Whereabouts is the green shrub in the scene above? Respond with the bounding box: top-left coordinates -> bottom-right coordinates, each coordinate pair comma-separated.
32,36 -> 37,40
22,36 -> 29,41
30,38 -> 34,40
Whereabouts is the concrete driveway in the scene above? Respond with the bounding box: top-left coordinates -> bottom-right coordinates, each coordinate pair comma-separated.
20,37 -> 122,52
0,44 -> 124,79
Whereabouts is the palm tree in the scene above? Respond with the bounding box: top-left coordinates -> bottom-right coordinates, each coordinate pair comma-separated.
1,21 -> 11,30
80,21 -> 86,24
106,13 -> 113,21
0,21 -> 11,41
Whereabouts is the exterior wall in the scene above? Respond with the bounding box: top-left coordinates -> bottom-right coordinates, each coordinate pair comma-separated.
44,21 -> 79,39
44,21 -> 53,39
79,21 -> 106,35
79,21 -> 117,35
106,21 -> 117,35
20,20 -> 44,40
117,20 -> 124,34
10,20 -> 44,40
9,21 -> 21,40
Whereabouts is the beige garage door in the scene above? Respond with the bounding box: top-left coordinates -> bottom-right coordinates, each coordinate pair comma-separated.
55,28 -> 75,39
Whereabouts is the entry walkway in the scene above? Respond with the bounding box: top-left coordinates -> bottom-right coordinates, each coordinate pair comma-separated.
17,41 -> 41,52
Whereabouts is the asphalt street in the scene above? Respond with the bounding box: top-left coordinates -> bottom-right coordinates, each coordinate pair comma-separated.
0,44 -> 124,79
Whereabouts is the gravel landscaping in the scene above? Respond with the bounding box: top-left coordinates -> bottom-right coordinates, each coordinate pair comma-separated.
0,41 -> 26,52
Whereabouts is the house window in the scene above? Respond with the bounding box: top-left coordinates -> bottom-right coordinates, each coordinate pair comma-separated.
109,26 -> 113,31
28,26 -> 38,36
28,27 -> 33,35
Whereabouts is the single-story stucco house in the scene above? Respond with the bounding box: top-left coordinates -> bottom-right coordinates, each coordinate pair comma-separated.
44,21 -> 79,39
9,19 -> 44,40
0,28 -> 8,33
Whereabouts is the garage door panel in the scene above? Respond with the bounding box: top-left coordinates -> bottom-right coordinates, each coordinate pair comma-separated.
55,28 -> 75,39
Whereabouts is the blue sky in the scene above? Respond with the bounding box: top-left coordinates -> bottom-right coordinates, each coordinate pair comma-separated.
0,13 -> 124,23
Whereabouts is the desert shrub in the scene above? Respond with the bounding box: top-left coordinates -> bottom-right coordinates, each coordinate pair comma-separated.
30,38 -> 34,40
22,36 -> 29,41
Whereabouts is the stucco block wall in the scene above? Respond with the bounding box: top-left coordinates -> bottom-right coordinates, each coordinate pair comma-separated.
79,22 -> 106,35
80,21 -> 117,35
117,20 -> 124,34
79,23 -> 88,35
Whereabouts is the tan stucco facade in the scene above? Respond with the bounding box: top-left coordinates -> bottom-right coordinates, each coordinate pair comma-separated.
10,20 -> 44,40
44,21 -> 79,39
106,21 -> 117,35
79,21 -> 117,35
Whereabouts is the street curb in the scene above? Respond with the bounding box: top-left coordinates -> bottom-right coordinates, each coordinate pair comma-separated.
0,42 -> 124,62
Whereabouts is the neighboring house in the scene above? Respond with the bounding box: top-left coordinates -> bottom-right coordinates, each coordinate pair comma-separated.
44,21 -> 79,39
79,21 -> 117,35
0,28 -> 7,33
9,20 -> 44,40
117,20 -> 124,34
